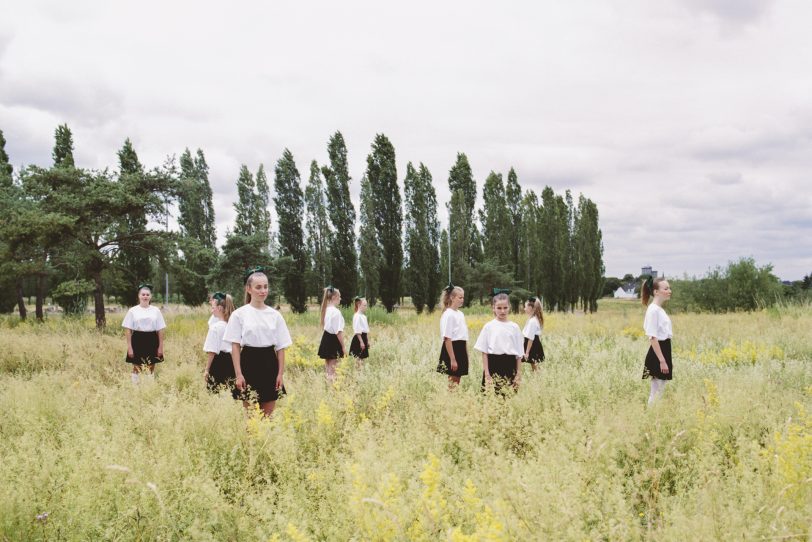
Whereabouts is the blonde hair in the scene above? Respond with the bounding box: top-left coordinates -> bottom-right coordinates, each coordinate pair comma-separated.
641,276 -> 667,306
527,298 -> 544,326
354,297 -> 366,313
441,286 -> 464,309
320,287 -> 340,327
214,294 -> 235,322
244,272 -> 268,305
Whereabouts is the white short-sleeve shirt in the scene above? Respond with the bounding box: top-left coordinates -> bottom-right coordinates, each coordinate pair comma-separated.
474,319 -> 524,357
323,305 -> 345,334
203,317 -> 230,353
223,305 -> 293,350
352,312 -> 369,334
122,305 -> 166,332
522,316 -> 543,339
440,308 -> 469,341
643,304 -> 673,341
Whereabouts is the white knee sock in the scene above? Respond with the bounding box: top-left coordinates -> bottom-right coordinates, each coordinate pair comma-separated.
131,373 -> 140,384
648,378 -> 665,405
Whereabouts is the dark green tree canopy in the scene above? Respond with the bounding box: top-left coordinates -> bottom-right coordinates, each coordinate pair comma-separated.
273,149 -> 307,313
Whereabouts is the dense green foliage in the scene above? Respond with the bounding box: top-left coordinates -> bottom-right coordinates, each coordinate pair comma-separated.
274,150 -> 308,313
404,163 -> 441,314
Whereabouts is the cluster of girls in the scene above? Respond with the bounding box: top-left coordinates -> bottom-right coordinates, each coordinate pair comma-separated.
122,269 -> 673,415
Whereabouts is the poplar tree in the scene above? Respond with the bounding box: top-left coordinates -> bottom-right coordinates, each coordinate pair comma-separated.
517,190 -> 540,292
405,162 -> 441,314
273,149 -> 307,312
480,171 -> 510,264
304,160 -> 331,299
358,174 -> 381,305
254,164 -> 272,252
0,129 -> 13,182
194,149 -> 217,249
447,153 -> 478,303
538,186 -> 564,311
364,134 -> 402,312
422,164 -> 442,313
233,165 -> 256,236
322,131 -> 357,306
505,168 -> 523,279
52,124 -> 75,168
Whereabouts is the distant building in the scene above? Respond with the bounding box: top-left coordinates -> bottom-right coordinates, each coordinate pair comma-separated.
641,266 -> 658,278
613,287 -> 637,299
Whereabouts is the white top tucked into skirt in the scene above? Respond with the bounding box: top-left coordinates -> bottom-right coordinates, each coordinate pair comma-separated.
522,316 -> 542,339
122,305 -> 166,332
323,305 -> 345,334
223,305 -> 292,350
203,318 -> 230,353
474,319 -> 524,356
643,304 -> 672,341
440,308 -> 468,341
352,312 -> 369,334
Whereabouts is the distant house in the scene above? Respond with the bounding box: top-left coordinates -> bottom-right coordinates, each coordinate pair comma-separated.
641,265 -> 658,278
614,287 -> 637,299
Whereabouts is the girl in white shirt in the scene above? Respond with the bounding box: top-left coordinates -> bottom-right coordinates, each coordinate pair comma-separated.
203,292 -> 236,394
318,286 -> 345,383
641,276 -> 673,405
122,283 -> 166,383
475,290 -> 524,393
436,284 -> 469,388
349,296 -> 370,362
223,269 -> 292,416
522,296 -> 545,371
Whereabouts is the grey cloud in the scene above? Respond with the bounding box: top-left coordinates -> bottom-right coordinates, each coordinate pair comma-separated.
682,0 -> 775,24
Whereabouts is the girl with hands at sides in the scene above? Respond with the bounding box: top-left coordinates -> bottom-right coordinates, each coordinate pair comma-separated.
123,283 -> 166,384
475,290 -> 524,394
318,286 -> 345,384
203,292 -> 237,395
436,284 -> 469,389
223,268 -> 292,416
641,275 -> 673,406
522,296 -> 545,371
349,296 -> 370,365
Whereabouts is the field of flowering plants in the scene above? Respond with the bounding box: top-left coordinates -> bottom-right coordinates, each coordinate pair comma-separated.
0,300 -> 809,541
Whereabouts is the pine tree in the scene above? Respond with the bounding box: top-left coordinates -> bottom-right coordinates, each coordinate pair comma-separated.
358,174 -> 381,306
273,149 -> 307,313
254,164 -> 272,252
233,165 -> 256,237
304,160 -> 331,299
52,124 -> 75,168
322,131 -> 357,306
364,134 -> 402,312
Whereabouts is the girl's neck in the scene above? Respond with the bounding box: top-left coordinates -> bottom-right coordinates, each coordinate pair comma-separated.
495,316 -> 508,322
139,303 -> 150,309
653,297 -> 666,307
250,300 -> 265,309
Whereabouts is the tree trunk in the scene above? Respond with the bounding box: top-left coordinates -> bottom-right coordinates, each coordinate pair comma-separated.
16,280 -> 26,321
35,275 -> 44,321
93,271 -> 106,330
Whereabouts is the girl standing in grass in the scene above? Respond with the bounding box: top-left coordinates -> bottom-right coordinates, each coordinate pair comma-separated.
641,276 -> 673,405
318,286 -> 345,383
522,296 -> 545,371
203,292 -> 236,394
436,284 -> 468,388
475,290 -> 524,393
123,283 -> 166,383
349,296 -> 370,362
223,268 -> 292,416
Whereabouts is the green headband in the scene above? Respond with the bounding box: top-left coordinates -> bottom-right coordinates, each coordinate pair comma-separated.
137,283 -> 153,291
528,296 -> 537,304
212,292 -> 226,301
243,266 -> 267,283
491,288 -> 511,296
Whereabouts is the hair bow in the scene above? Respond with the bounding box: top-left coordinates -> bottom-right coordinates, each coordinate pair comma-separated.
353,295 -> 363,301
491,288 -> 511,296
444,282 -> 455,293
137,282 -> 153,291
528,296 -> 537,304
212,291 -> 226,301
325,285 -> 335,293
243,266 -> 267,283
644,274 -> 654,292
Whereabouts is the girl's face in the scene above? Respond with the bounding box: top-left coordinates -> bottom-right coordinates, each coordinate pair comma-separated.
359,299 -> 368,312
138,288 -> 151,305
451,291 -> 464,309
331,290 -> 341,305
209,297 -> 218,311
654,281 -> 672,302
246,276 -> 269,303
524,302 -> 534,315
211,301 -> 224,317
493,299 -> 510,321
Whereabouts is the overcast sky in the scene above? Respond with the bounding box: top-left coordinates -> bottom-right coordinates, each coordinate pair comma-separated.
2,0 -> 810,280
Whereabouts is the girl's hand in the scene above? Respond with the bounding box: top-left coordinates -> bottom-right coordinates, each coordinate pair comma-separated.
275,374 -> 284,390
360,342 -> 366,351
203,370 -> 210,382
127,348 -> 134,359
484,373 -> 493,386
451,359 -> 458,372
659,360 -> 669,374
235,374 -> 246,391
157,347 -> 164,357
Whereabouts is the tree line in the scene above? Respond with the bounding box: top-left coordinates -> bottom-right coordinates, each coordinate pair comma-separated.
0,125 -> 605,328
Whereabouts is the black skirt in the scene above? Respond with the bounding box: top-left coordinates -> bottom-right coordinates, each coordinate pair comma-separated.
349,332 -> 369,359
238,346 -> 286,403
482,353 -> 519,393
318,331 -> 344,359
642,339 -> 672,381
522,336 -> 545,363
437,340 -> 469,377
126,331 -> 163,365
207,351 -> 237,396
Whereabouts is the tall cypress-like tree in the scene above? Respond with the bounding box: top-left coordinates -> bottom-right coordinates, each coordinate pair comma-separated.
194,149 -> 217,249
322,131 -> 357,306
52,124 -> 75,168
254,164 -> 272,252
538,186 -> 564,311
304,160 -> 331,299
422,164 -> 442,313
0,129 -> 13,184
233,165 -> 256,236
364,134 -> 402,312
358,174 -> 381,306
479,171 -> 511,264
111,138 -> 152,306
517,190 -> 540,293
447,153 -> 480,268
574,195 -> 604,312
404,162 -> 441,314
505,168 -> 522,279
273,149 -> 307,313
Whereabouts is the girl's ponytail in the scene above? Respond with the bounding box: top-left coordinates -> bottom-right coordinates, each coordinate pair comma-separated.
641,276 -> 664,306
533,297 -> 544,326
222,294 -> 235,321
320,287 -> 337,327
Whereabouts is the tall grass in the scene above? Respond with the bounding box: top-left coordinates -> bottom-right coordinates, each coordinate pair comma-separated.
0,300 -> 809,540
